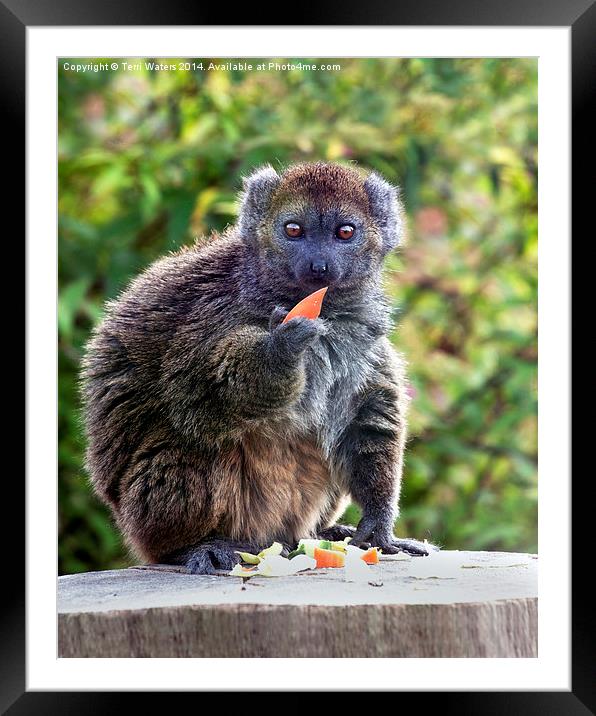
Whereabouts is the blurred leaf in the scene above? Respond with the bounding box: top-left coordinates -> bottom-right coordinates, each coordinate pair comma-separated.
58,278 -> 90,341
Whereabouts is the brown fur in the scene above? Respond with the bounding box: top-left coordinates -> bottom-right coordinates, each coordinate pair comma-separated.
215,431 -> 337,547
115,427 -> 345,563
273,163 -> 370,212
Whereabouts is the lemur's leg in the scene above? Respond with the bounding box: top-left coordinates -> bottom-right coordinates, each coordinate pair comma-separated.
337,376 -> 437,557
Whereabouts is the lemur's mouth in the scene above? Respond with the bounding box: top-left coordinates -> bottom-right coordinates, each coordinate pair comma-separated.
300,269 -> 339,287
304,274 -> 331,286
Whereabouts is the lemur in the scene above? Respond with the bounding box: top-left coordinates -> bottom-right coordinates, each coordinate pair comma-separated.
82,162 -> 432,574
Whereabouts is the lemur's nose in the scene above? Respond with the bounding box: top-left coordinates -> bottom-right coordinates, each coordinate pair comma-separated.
310,260 -> 328,278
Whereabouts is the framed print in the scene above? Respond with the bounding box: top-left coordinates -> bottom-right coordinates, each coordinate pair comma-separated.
13,0 -> 589,709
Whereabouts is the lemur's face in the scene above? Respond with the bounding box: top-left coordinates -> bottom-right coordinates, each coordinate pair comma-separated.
240,162 -> 402,296
269,202 -> 381,290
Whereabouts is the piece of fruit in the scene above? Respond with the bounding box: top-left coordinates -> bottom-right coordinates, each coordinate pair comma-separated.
235,551 -> 261,564
288,544 -> 306,559
313,546 -> 346,568
234,541 -> 284,564
345,545 -> 365,559
229,554 -> 316,578
344,555 -> 371,583
361,547 -> 380,565
258,542 -> 283,558
282,287 -> 328,323
297,538 -> 333,558
257,554 -> 316,577
330,540 -> 349,552
229,564 -> 258,577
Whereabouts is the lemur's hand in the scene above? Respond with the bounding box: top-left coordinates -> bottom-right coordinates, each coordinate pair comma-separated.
268,306 -> 327,363
351,515 -> 436,557
268,305 -> 290,330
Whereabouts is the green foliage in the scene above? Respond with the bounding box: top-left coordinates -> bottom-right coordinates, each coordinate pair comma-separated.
58,58 -> 537,574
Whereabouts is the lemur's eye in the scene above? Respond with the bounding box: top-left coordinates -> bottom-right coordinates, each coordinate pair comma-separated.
284,222 -> 303,238
336,224 -> 355,240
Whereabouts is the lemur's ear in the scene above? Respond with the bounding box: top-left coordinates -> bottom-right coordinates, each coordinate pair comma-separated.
364,172 -> 404,253
237,165 -> 281,241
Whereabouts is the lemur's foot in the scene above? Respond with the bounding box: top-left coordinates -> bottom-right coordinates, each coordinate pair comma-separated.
317,523 -> 369,548
167,538 -> 294,575
350,515 -> 438,557
350,536 -> 432,557
378,537 -> 438,557
163,539 -> 257,575
185,541 -> 241,574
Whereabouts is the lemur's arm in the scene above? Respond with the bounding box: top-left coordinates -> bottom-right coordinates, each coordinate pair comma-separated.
160,309 -> 326,441
208,314 -> 321,419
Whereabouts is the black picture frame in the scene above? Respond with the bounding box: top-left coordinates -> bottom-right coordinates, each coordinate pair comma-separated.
12,0 -> 588,710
